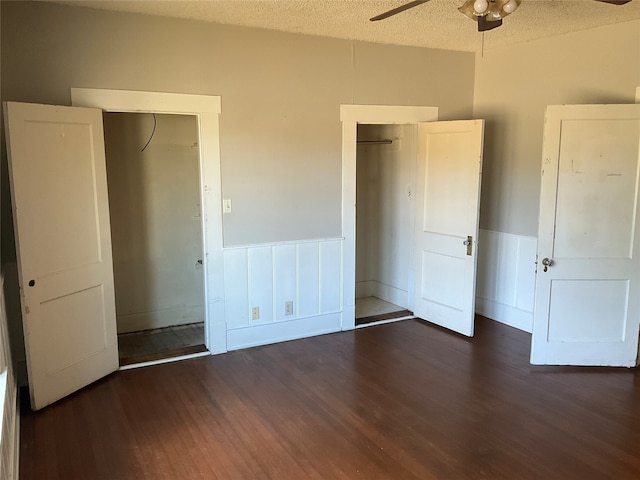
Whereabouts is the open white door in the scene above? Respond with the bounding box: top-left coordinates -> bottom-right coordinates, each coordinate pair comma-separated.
531,104 -> 640,366
4,102 -> 118,409
413,120 -> 484,336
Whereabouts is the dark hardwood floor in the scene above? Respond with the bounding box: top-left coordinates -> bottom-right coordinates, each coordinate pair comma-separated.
20,317 -> 640,479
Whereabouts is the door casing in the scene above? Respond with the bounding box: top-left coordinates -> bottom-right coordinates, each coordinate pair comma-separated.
72,89 -> 227,354
340,105 -> 439,330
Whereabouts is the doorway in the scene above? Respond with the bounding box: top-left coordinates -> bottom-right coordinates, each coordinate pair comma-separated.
102,112 -> 207,365
71,88 -> 227,357
341,105 -> 483,336
355,124 -> 417,326
340,105 -> 439,330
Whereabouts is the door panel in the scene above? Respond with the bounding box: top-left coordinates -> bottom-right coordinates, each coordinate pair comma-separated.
413,120 -> 484,336
553,118 -> 638,259
547,280 -> 628,343
531,104 -> 640,366
4,102 -> 118,409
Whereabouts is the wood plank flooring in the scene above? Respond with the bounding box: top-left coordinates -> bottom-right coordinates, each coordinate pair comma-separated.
20,317 -> 640,479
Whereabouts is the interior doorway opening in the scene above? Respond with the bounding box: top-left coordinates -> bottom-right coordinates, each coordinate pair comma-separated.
355,123 -> 417,327
102,112 -> 207,365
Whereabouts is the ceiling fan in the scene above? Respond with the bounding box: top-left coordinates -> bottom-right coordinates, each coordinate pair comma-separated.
370,0 -> 632,33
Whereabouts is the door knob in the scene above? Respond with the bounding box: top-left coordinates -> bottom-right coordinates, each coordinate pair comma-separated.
541,258 -> 554,272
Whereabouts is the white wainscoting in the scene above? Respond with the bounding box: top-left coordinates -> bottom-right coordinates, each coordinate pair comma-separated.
475,229 -> 537,333
223,238 -> 344,350
0,272 -> 19,480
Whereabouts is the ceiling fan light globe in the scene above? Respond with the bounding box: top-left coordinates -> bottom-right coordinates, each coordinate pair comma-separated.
502,0 -> 520,14
458,1 -> 480,20
474,0 -> 489,14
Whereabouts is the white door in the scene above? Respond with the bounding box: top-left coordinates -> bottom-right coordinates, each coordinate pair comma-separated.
413,120 -> 484,336
531,104 -> 640,366
4,102 -> 118,409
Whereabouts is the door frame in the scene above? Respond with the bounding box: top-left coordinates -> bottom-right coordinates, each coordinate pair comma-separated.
71,89 -> 226,354
340,105 -> 439,330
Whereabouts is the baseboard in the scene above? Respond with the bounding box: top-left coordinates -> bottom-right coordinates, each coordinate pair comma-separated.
372,281 -> 408,309
356,281 -> 408,309
476,297 -> 533,333
227,313 -> 342,350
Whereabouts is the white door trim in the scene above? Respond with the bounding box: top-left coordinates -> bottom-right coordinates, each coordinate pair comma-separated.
71,88 -> 226,354
340,105 -> 439,330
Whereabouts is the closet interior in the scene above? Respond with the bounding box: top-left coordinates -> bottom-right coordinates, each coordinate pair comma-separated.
102,112 -> 207,365
355,124 -> 417,326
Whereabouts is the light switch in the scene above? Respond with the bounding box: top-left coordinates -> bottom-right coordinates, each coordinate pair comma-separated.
223,198 -> 232,213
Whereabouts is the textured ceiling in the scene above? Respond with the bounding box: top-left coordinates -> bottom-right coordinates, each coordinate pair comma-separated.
49,0 -> 640,52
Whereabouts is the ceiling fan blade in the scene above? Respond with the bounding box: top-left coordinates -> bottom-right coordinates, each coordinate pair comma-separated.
478,15 -> 503,32
592,0 -> 632,4
370,0 -> 430,22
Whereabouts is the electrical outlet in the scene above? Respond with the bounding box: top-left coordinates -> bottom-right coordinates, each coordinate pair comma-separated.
251,306 -> 260,321
285,301 -> 294,316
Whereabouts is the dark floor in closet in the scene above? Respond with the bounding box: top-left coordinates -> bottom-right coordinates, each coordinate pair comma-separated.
118,322 -> 206,366
356,309 -> 414,326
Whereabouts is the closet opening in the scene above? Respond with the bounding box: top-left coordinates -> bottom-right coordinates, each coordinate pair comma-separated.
102,112 -> 207,366
355,123 -> 417,327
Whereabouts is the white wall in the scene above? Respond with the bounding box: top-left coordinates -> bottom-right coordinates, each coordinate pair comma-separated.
355,124 -> 417,308
0,1 -> 474,252
103,113 -> 205,333
0,1 -> 474,353
474,19 -> 640,238
472,20 -> 639,331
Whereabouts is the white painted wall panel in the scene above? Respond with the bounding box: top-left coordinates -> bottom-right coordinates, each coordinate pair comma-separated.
223,249 -> 249,329
495,231 -> 518,307
297,243 -> 320,318
248,247 -> 274,324
320,240 -> 342,314
225,239 -> 343,348
273,245 -> 297,321
227,313 -> 342,351
515,236 -> 537,313
476,229 -> 537,332
0,273 -> 18,480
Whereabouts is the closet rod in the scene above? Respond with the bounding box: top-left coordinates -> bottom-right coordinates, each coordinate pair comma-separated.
357,140 -> 393,145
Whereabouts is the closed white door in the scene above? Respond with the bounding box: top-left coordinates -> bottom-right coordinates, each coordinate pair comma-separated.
4,102 -> 118,409
413,120 -> 484,336
531,104 -> 640,366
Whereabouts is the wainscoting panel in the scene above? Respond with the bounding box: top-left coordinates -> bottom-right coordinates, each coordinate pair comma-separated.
223,249 -> 249,329
0,272 -> 19,480
476,229 -> 537,333
224,239 -> 343,350
273,245 -> 297,322
248,247 -> 274,324
320,240 -> 342,314
297,243 -> 320,319
227,313 -> 342,351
